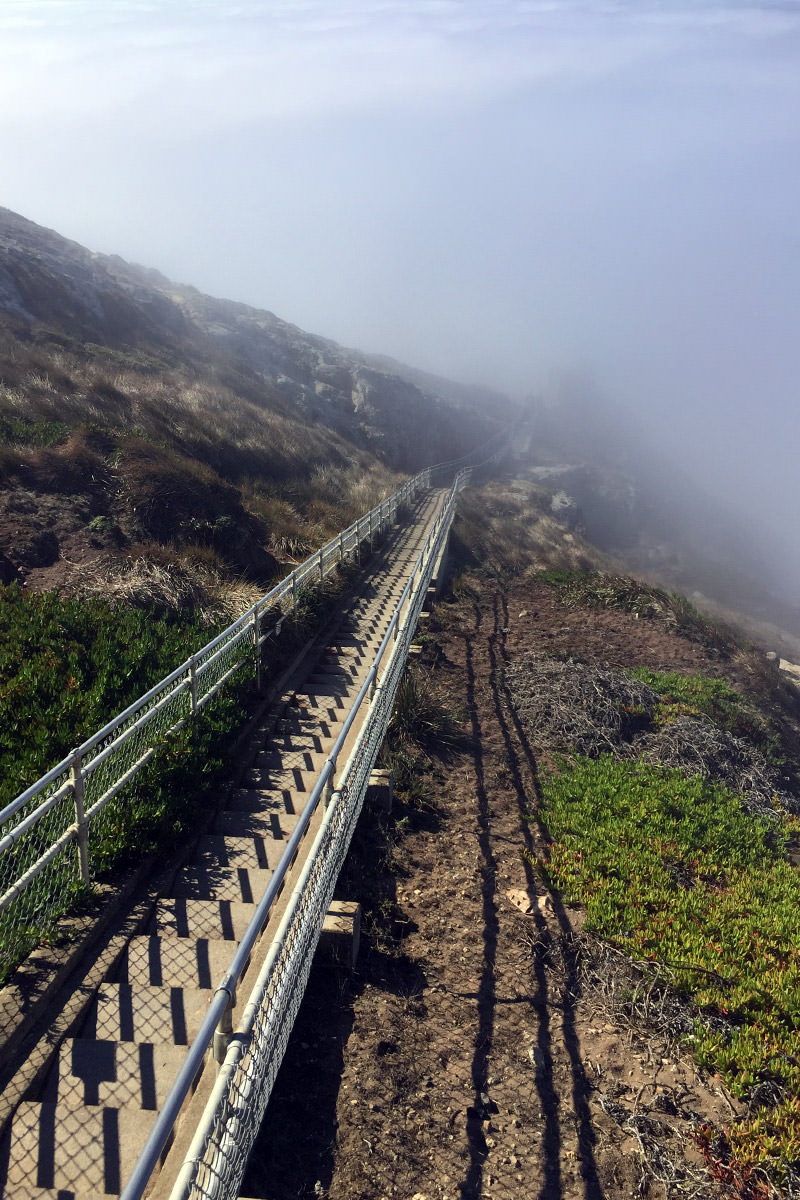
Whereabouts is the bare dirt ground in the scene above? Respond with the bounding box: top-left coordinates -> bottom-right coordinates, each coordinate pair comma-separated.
242,576 -> 747,1200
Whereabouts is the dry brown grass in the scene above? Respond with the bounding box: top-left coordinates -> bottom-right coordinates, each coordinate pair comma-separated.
65,553 -> 263,624
450,481 -> 616,580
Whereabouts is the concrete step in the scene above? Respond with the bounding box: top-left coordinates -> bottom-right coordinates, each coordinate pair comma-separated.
242,762 -> 322,792
251,747 -> 326,773
274,717 -> 334,743
213,807 -> 299,842
1,1101 -> 157,1196
85,983 -> 212,1044
41,1039 -> 189,1110
172,864 -> 273,904
321,644 -> 365,662
289,694 -> 348,716
0,1188 -> 111,1200
271,727 -> 330,754
224,788 -> 296,815
195,833 -> 271,871
243,763 -> 313,790
120,935 -> 238,989
311,662 -> 361,679
304,672 -> 355,691
151,897 -> 256,941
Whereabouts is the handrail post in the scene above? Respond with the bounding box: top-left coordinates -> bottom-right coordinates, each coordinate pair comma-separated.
213,988 -> 235,1065
188,653 -> 198,718
252,602 -> 263,694
324,759 -> 337,807
70,749 -> 91,885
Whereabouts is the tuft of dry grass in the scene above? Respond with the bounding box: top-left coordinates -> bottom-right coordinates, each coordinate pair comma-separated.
64,553 -> 263,625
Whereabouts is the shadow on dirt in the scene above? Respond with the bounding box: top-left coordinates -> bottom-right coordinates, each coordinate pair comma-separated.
480,588 -> 603,1200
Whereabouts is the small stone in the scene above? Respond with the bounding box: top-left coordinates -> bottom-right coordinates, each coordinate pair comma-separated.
528,1046 -> 545,1073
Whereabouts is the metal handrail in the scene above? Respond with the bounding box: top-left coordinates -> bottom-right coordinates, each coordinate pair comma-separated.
119,440 -> 508,1200
118,504 -> 439,1200
0,472 -> 426,916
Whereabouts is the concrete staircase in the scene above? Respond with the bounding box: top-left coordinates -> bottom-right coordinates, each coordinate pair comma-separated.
0,490 -> 443,1199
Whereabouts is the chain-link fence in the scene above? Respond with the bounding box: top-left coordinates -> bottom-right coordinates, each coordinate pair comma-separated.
118,450 -> 508,1200
0,472 -> 432,984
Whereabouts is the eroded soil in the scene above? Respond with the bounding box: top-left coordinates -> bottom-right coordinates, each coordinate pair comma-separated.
243,577 -> 749,1200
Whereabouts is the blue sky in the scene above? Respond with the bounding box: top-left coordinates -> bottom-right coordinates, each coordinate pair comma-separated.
1,1 -> 799,593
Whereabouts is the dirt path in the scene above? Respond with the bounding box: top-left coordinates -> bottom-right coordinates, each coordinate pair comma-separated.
243,577 -> 736,1200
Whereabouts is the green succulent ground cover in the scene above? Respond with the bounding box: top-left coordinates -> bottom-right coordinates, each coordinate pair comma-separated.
536,753 -> 800,1185
0,583 -> 224,808
0,567 -> 355,983
0,583 -> 240,982
628,667 -> 781,761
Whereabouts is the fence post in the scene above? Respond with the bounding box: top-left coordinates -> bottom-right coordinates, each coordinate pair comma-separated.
319,547 -> 324,582
252,602 -> 263,694
188,654 -> 198,719
324,759 -> 336,807
70,750 -> 91,885
292,571 -> 297,610
368,509 -> 373,549
213,989 -> 235,1065
339,531 -> 344,562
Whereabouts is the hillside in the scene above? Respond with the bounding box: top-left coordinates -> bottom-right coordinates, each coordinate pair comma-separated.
2,207 -> 800,1198
244,481 -> 800,1200
0,207 -> 506,607
508,391 -> 800,658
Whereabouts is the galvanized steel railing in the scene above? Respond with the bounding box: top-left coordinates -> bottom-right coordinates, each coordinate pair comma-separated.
120,444 -> 506,1200
0,470 -> 433,981
0,426 -> 508,983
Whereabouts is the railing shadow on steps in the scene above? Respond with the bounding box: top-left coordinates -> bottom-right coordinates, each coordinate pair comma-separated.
0,429 -> 508,987
0,429 -> 507,1199
118,441 -> 507,1200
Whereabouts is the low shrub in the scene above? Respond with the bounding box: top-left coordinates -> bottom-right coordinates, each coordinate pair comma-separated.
534,569 -> 737,653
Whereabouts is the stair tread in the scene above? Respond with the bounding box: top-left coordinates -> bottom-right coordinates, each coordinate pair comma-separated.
213,808 -> 299,841
151,896 -> 256,941
172,864 -> 273,903
85,982 -> 213,1044
195,833 -> 272,870
3,1101 -> 158,1196
42,1039 -> 190,1110
121,935 -> 239,988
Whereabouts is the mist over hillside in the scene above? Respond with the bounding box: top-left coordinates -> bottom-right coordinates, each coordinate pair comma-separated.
0,207 -> 505,603
516,381 -> 800,650
0,204 -> 797,653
